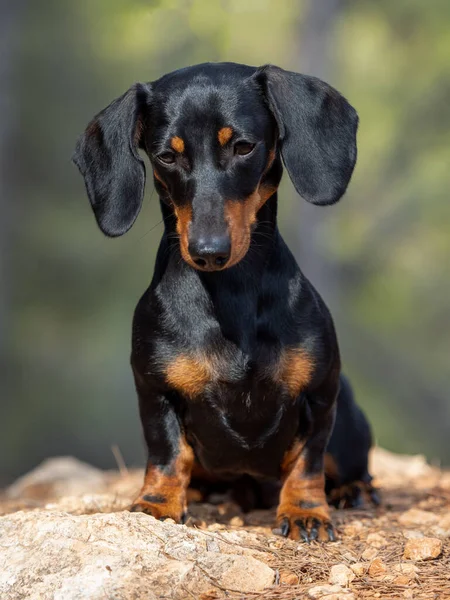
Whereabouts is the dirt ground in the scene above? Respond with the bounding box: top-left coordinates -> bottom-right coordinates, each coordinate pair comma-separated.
2,448 -> 449,599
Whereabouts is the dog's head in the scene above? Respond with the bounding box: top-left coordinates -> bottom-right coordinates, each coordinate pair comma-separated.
73,63 -> 358,272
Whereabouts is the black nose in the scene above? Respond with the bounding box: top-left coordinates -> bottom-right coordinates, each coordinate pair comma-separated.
188,236 -> 231,269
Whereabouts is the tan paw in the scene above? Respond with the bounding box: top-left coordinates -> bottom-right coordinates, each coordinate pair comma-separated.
130,493 -> 186,523
274,502 -> 336,542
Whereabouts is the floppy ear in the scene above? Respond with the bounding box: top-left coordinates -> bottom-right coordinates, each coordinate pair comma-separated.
73,83 -> 151,236
256,65 -> 358,206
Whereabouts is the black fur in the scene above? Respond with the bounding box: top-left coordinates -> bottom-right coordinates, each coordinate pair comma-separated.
74,62 -> 377,541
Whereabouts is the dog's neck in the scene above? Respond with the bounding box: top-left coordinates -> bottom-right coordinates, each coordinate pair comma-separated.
156,194 -> 281,351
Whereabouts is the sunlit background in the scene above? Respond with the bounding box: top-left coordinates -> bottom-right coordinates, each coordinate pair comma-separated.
1,0 -> 450,485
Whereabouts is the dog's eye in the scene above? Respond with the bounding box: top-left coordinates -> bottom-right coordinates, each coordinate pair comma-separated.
234,142 -> 255,156
157,152 -> 176,165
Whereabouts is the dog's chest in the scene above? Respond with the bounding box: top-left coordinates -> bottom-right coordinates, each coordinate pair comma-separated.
162,335 -> 313,403
175,344 -> 302,475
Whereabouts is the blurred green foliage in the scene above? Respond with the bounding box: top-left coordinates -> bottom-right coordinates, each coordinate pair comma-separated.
1,0 -> 449,483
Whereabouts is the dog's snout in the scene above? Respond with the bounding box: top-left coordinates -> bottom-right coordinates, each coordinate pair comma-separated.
188,236 -> 231,270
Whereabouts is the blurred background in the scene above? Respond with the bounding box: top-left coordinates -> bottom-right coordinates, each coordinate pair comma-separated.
1,0 -> 449,485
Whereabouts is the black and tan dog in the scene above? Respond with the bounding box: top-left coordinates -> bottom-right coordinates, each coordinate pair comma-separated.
74,62 -> 378,542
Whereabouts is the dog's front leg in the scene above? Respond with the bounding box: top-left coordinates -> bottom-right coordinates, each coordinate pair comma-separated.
130,383 -> 194,523
276,378 -> 338,542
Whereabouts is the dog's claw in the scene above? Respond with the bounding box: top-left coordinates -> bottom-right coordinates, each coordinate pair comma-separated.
309,518 -> 321,541
326,523 -> 336,542
368,487 -> 381,507
280,517 -> 290,537
294,519 -> 310,543
275,513 -> 336,542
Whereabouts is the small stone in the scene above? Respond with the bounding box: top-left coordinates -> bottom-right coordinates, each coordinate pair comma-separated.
341,551 -> 356,563
343,520 -> 364,537
399,509 -> 439,527
403,529 -> 424,540
206,554 -> 274,593
403,537 -> 442,561
350,562 -> 367,577
361,546 -> 378,561
308,584 -> 353,598
279,571 -> 299,585
368,558 -> 387,578
393,575 -> 411,585
229,516 -> 244,527
199,592 -> 220,600
393,563 -> 419,578
430,526 -> 447,538
329,564 -> 355,587
366,532 -> 387,548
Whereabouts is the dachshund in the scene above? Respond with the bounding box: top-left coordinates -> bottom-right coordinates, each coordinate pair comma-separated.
74,62 -> 378,542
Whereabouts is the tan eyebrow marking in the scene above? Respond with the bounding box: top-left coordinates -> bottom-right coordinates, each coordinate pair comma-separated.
170,136 -> 185,153
218,127 -> 233,146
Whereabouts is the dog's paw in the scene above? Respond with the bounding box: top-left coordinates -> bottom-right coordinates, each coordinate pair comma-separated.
129,493 -> 186,523
328,480 -> 381,509
274,503 -> 336,542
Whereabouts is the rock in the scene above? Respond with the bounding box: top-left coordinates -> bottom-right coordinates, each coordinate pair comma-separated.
208,523 -> 226,531
403,529 -> 424,539
438,513 -> 450,534
279,570 -> 299,585
6,457 -> 107,500
368,558 -> 388,578
350,562 -> 367,577
0,510 -> 274,599
393,574 -> 410,585
341,551 -> 356,563
44,493 -> 128,514
367,532 -> 387,548
399,509 -> 439,527
403,537 -> 442,561
343,520 -> 364,537
229,516 -> 244,527
370,448 -> 434,484
390,562 -> 419,585
198,554 -> 274,593
329,564 -> 355,587
393,562 -> 419,578
308,584 -> 354,598
361,546 -> 378,561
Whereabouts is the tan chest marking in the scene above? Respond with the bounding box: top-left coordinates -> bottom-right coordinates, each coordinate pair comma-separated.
165,354 -> 213,398
274,348 -> 315,397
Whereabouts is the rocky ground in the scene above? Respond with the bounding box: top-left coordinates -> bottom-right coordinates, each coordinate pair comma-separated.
1,448 -> 449,599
